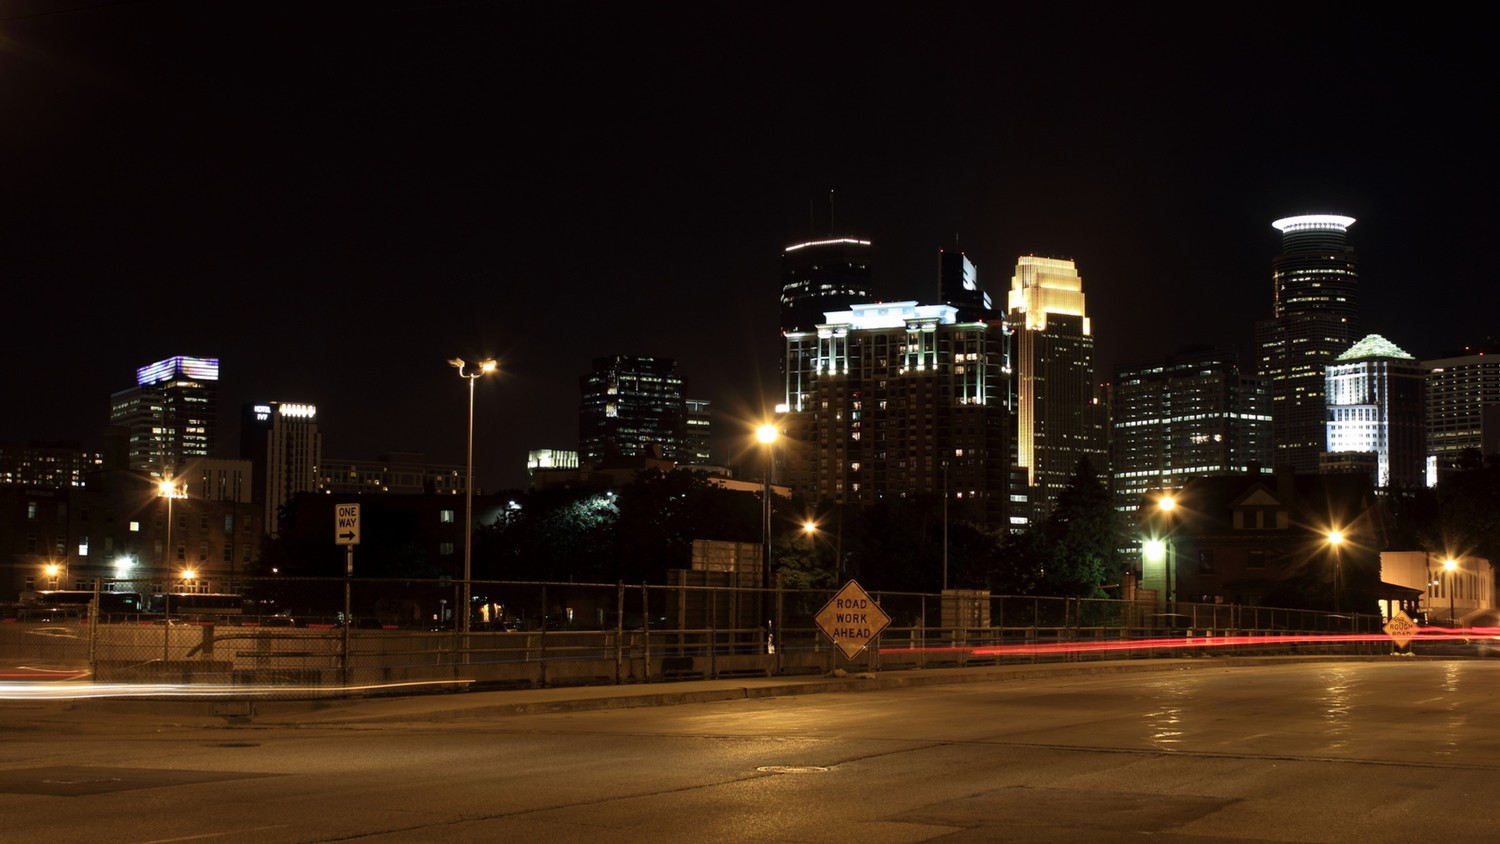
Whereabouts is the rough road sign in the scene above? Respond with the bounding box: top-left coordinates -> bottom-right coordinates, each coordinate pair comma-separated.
1383,609 -> 1417,649
814,580 -> 892,660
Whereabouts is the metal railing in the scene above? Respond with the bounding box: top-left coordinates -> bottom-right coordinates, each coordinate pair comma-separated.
0,576 -> 1407,695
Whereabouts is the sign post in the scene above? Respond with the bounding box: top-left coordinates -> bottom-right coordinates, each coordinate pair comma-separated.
814,580 -> 892,661
335,504 -> 361,682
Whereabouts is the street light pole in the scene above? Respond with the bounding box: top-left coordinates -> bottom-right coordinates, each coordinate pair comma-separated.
1158,494 -> 1177,615
1444,557 -> 1458,627
756,423 -> 778,652
942,460 -> 949,593
450,358 -> 497,636
1327,530 -> 1345,615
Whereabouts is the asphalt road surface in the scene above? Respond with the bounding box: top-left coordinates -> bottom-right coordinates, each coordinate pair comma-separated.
3,659 -> 1498,842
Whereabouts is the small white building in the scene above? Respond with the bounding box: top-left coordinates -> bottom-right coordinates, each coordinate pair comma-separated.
1380,551 -> 1494,625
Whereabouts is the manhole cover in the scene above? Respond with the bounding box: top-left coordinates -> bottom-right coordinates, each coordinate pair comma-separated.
756,766 -> 830,774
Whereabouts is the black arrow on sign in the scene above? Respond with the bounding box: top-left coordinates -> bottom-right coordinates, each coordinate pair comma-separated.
339,530 -> 357,541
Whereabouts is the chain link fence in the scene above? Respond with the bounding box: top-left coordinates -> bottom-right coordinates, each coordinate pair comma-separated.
0,576 -> 1402,695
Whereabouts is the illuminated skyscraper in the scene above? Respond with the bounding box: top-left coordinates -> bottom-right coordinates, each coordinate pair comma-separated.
780,301 -> 1013,525
1111,348 -> 1271,516
780,237 -> 873,334
1425,342 -> 1500,469
241,401 -> 321,536
1322,334 -> 1425,490
108,356 -> 220,480
1007,256 -> 1107,519
938,246 -> 994,319
1254,214 -> 1359,472
579,355 -> 706,466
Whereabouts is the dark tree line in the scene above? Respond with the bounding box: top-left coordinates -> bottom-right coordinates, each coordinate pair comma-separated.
460,457 -> 1121,596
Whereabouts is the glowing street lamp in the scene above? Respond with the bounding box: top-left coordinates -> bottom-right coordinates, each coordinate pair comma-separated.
756,422 -> 779,650
449,357 -> 497,635
1444,557 -> 1459,627
44,562 -> 62,589
158,479 -> 184,573
1145,492 -> 1179,614
1326,529 -> 1346,614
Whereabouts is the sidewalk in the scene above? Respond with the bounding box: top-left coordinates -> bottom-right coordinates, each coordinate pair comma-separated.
3,653 -> 1396,729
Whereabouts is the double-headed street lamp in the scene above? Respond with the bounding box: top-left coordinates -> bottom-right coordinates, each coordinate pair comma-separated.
450,357 -> 497,635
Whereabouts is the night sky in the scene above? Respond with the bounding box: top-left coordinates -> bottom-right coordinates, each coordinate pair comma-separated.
3,2 -> 1495,491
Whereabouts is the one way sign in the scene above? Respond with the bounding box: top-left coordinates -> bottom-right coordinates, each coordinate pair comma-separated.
335,503 -> 361,546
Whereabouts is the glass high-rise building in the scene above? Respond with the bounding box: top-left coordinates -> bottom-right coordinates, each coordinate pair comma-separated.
579,355 -> 705,466
241,401 -> 321,537
780,237 -> 873,335
1425,343 -> 1500,468
1323,334 -> 1425,490
1007,256 -> 1107,520
108,356 -> 220,480
1254,214 -> 1359,472
1111,348 -> 1271,516
938,246 -> 994,319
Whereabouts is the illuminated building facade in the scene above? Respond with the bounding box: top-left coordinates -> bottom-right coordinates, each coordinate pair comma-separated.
685,398 -> 713,464
108,356 -> 220,480
1111,348 -> 1271,516
1254,215 -> 1359,472
580,356 -> 706,466
1424,342 -> 1500,469
938,247 -> 994,318
1322,334 -> 1426,489
1007,256 -> 1107,519
240,401 -> 322,536
319,452 -> 465,496
780,301 -> 1014,525
0,441 -> 102,489
780,238 -> 873,335
0,469 -> 264,599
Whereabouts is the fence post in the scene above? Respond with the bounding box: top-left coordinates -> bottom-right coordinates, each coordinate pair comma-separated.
615,582 -> 624,685
89,577 -> 100,679
919,594 -> 927,670
774,571 -> 784,676
708,585 -> 718,679
642,582 -> 652,684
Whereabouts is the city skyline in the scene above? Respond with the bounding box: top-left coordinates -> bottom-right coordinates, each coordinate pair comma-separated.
3,4 -> 1495,491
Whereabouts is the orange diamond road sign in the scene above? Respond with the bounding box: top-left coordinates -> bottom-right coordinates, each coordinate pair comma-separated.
814,580 -> 892,660
1383,610 -> 1417,649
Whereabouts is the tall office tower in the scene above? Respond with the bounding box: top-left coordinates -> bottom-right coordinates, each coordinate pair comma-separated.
109,356 -> 220,480
1425,342 -> 1500,469
1111,348 -> 1272,516
780,301 -> 1013,525
240,401 -> 321,536
1322,334 -> 1426,489
579,355 -> 695,465
1007,256 -> 1108,519
938,246 -> 994,319
684,398 -> 713,464
1254,214 -> 1359,472
780,237 -> 873,334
